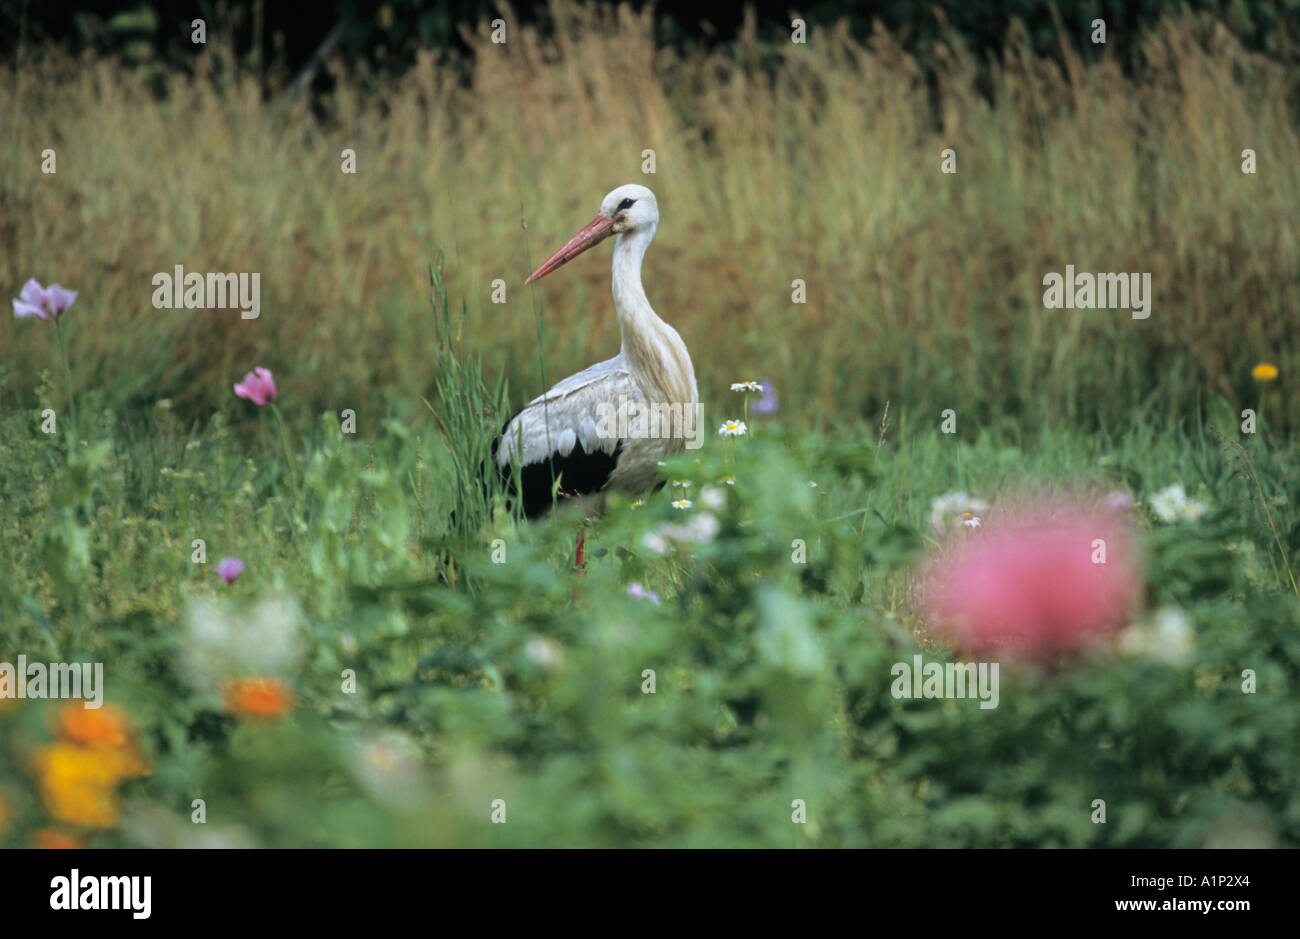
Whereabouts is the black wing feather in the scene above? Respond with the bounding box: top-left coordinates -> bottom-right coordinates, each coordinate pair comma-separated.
491,410 -> 623,518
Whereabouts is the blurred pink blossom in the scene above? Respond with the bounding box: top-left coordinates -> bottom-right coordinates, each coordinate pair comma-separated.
215,557 -> 245,584
234,367 -> 277,406
919,500 -> 1143,662
12,278 -> 77,320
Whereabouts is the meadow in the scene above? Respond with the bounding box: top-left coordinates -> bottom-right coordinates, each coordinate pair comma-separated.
1,5 -> 1298,847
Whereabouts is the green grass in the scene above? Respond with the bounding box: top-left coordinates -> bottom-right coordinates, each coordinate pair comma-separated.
1,357 -> 1297,846
1,8 -> 1297,435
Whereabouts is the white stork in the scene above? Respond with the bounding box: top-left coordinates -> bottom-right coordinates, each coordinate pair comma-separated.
495,184 -> 698,544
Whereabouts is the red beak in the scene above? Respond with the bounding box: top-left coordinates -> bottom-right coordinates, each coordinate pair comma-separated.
525,215 -> 615,284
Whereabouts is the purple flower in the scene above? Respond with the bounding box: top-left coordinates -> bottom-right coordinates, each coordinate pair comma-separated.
234,367 -> 277,406
216,556 -> 245,584
752,379 -> 778,415
627,582 -> 660,605
12,278 -> 77,320
1104,490 -> 1135,513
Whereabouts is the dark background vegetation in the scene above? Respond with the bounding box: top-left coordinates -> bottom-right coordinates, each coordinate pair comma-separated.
5,0 -> 1299,82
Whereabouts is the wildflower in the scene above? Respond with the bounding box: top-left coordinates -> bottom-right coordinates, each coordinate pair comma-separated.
1119,607 -> 1195,665
1104,490 -> 1135,513
349,731 -> 425,808
627,582 -> 661,605
215,556 -> 244,584
32,829 -> 87,850
29,743 -> 127,828
809,481 -> 819,488
642,531 -> 671,555
666,512 -> 719,543
671,479 -> 691,488
28,704 -> 149,830
920,500 -> 1143,662
182,595 -> 303,693
524,637 -> 564,671
753,379 -> 779,415
222,677 -> 294,720
631,499 -> 644,508
12,278 -> 77,320
721,475 -> 735,486
730,381 -> 762,392
1252,362 -> 1278,382
718,420 -> 747,437
1149,484 -> 1208,523
233,367 -> 277,406
928,491 -> 989,534
58,704 -> 133,752
672,499 -> 692,509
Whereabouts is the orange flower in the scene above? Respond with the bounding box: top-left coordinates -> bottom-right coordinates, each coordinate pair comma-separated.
1252,362 -> 1279,382
55,703 -> 149,778
32,828 -> 87,849
222,677 -> 293,720
58,703 -> 133,749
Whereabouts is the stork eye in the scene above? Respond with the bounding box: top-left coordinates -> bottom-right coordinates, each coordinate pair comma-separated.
617,198 -> 636,211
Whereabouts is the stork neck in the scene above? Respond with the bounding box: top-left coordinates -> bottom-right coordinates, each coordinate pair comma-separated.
610,223 -> 696,410
612,226 -> 656,320
612,226 -> 663,354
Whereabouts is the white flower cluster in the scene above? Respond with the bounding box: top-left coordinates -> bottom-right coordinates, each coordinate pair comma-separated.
182,594 -> 304,692
642,512 -> 720,555
1118,607 -> 1196,664
928,491 -> 989,534
1149,484 -> 1208,523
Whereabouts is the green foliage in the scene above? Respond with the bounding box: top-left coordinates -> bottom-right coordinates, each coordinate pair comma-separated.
1,387 -> 1297,847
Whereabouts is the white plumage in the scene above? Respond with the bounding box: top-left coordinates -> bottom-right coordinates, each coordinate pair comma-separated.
496,184 -> 698,517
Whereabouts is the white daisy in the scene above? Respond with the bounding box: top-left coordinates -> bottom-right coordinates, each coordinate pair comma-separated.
730,381 -> 762,392
718,420 -> 748,437
928,491 -> 989,534
671,499 -> 693,510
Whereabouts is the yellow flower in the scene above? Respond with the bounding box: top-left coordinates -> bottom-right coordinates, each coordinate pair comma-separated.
1252,362 -> 1278,382
24,703 -> 150,829
222,677 -> 294,720
29,743 -> 129,828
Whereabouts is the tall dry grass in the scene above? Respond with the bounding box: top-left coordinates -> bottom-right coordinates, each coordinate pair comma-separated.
2,2 -> 1297,432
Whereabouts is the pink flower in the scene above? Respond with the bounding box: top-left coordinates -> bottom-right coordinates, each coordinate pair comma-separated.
12,278 -> 77,320
216,557 -> 245,584
234,367 -> 277,406
919,500 -> 1143,662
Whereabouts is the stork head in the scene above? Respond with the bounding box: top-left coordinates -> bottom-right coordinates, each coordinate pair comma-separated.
525,184 -> 658,284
